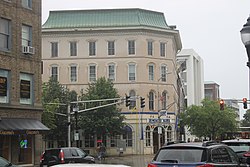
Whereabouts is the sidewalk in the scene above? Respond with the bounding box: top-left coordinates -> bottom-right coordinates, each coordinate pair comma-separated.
96,154 -> 154,167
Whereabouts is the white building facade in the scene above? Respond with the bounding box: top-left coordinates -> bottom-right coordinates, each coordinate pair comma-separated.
177,49 -> 205,141
42,9 -> 182,155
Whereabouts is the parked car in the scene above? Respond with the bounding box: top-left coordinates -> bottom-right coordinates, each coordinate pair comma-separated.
148,141 -> 246,167
51,164 -> 131,167
40,147 -> 95,167
0,156 -> 20,167
222,139 -> 250,165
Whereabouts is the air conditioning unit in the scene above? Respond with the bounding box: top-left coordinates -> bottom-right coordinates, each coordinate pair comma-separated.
22,45 -> 35,54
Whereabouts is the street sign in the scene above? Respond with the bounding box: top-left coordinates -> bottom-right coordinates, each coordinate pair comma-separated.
158,127 -> 162,134
74,132 -> 79,141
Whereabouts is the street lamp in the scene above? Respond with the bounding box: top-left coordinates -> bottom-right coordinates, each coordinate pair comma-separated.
240,15 -> 250,103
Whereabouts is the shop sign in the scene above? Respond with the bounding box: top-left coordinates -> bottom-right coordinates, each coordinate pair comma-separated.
0,130 -> 40,135
148,118 -> 170,124
20,80 -> 30,98
0,130 -> 14,135
0,76 -> 7,96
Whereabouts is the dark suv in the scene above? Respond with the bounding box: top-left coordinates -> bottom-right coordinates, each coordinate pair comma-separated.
40,147 -> 95,167
148,141 -> 246,167
222,139 -> 250,165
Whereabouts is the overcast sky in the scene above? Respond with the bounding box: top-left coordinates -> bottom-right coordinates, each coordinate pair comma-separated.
42,0 -> 250,118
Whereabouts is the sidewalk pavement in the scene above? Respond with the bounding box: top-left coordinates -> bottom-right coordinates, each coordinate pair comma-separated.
96,154 -> 154,167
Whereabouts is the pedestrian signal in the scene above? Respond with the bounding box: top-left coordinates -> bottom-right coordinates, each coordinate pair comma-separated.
219,99 -> 224,110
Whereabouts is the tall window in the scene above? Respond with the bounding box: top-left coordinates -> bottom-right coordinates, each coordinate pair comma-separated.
0,18 -> 11,51
122,126 -> 132,147
148,41 -> 153,56
22,0 -> 32,8
70,65 -> 77,82
160,42 -> 166,57
51,66 -> 58,82
51,42 -> 58,57
129,90 -> 136,110
0,69 -> 9,103
167,126 -> 172,142
22,25 -> 32,46
108,41 -> 115,55
89,41 -> 96,56
108,63 -> 115,81
149,91 -> 154,110
161,92 -> 167,110
161,65 -> 167,82
20,73 -> 33,105
128,40 -> 135,55
89,65 -> 96,82
146,126 -> 151,146
148,64 -> 154,81
70,41 -> 77,56
128,63 -> 136,81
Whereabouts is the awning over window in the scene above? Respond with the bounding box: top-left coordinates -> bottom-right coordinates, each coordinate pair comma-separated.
0,118 -> 49,135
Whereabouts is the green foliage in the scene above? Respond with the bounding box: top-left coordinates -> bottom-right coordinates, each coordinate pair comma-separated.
78,77 -> 125,135
241,109 -> 250,127
180,99 -> 238,140
42,78 -> 77,140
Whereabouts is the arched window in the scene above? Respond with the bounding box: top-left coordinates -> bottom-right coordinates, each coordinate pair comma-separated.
149,91 -> 155,110
161,91 -> 167,110
146,126 -> 151,146
129,90 -> 136,110
122,126 -> 132,147
167,126 -> 172,142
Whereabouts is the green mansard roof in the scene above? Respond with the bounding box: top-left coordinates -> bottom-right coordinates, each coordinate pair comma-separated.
42,8 -> 170,29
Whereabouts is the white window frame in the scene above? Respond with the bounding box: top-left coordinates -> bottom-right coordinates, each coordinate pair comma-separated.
51,65 -> 58,82
160,42 -> 166,57
128,40 -> 135,55
161,65 -> 167,82
22,24 -> 32,46
0,69 -> 10,103
22,0 -> 32,9
128,63 -> 136,81
20,73 -> 33,105
108,63 -> 115,81
89,41 -> 96,56
51,42 -> 58,57
148,64 -> 154,81
70,41 -> 77,56
89,64 -> 96,82
108,41 -> 115,55
148,41 -> 153,56
70,64 -> 77,82
0,18 -> 11,51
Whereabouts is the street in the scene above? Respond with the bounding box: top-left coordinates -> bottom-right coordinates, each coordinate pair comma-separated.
95,154 -> 154,167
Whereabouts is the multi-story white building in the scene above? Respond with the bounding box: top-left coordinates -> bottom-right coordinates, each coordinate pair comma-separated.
177,49 -> 204,142
42,8 -> 182,155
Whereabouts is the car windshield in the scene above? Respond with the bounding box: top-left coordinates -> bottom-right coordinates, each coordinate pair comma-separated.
155,147 -> 205,163
0,157 -> 10,167
224,142 -> 250,152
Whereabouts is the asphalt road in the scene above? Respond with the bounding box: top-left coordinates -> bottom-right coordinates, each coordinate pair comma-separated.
96,154 -> 154,167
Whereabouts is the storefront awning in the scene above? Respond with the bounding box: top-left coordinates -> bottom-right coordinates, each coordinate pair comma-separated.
0,118 -> 49,135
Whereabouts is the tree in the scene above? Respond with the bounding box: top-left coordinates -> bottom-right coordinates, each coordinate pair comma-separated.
78,77 -> 125,136
42,78 -> 77,142
241,109 -> 250,127
180,99 -> 238,140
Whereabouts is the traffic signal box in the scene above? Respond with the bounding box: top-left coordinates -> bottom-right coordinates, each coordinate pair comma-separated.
140,97 -> 145,108
125,95 -> 130,107
243,98 -> 248,109
219,99 -> 224,110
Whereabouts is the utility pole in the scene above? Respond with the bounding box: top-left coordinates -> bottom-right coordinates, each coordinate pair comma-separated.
67,104 -> 71,147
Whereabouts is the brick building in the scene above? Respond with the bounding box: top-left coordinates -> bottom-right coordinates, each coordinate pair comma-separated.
0,0 -> 48,166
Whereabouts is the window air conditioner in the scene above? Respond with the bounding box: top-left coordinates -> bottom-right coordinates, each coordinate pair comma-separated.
22,45 -> 35,54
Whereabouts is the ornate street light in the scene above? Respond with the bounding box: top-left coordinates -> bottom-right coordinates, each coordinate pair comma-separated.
241,15 -> 250,67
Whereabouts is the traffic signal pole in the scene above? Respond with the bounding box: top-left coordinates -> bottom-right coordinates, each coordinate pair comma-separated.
67,105 -> 71,147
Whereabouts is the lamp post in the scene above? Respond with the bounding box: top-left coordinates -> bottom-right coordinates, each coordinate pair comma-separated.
240,15 -> 250,104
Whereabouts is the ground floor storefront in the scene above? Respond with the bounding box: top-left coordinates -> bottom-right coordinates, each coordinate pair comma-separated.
44,111 -> 179,156
0,118 -> 49,166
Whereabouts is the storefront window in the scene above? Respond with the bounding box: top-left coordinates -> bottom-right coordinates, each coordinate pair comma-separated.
0,136 -> 10,159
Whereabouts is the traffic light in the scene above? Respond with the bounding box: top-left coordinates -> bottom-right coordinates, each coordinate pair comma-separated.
243,98 -> 248,109
219,99 -> 224,110
140,97 -> 145,108
125,95 -> 130,107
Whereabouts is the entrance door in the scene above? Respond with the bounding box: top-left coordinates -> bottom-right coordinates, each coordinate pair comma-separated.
153,127 -> 165,154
